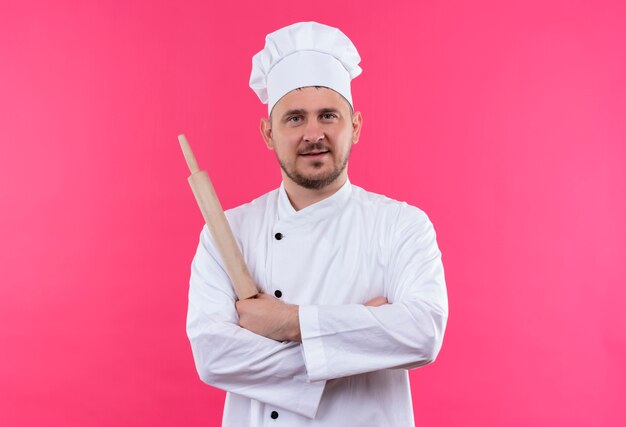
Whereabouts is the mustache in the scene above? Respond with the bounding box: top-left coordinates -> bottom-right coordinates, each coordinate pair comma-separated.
298,142 -> 330,155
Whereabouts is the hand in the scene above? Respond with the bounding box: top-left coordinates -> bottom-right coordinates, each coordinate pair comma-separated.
236,293 -> 301,342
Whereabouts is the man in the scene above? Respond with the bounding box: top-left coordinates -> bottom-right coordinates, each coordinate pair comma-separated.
186,22 -> 448,426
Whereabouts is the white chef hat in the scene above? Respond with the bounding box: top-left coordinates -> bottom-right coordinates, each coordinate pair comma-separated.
249,21 -> 362,115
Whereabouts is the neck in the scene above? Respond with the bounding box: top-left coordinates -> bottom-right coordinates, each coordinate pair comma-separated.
283,174 -> 348,211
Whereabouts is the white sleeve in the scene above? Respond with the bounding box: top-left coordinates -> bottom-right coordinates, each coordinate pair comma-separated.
186,226 -> 326,419
299,208 -> 448,382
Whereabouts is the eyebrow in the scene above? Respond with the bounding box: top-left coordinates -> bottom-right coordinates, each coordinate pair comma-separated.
281,108 -> 341,119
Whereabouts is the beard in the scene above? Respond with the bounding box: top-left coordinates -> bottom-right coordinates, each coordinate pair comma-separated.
277,143 -> 351,190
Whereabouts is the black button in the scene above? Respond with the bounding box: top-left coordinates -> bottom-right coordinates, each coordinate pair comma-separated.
274,290 -> 282,298
270,411 -> 279,419
274,233 -> 283,240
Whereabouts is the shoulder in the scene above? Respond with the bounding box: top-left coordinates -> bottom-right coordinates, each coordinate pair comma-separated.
223,187 -> 279,230
199,188 -> 279,248
349,185 -> 433,230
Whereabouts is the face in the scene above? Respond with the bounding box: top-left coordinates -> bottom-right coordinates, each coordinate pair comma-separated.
260,87 -> 363,190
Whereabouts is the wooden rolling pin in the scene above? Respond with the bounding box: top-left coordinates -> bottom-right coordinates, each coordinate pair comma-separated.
178,134 -> 258,300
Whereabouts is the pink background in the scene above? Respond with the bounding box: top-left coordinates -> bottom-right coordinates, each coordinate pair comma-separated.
1,0 -> 625,425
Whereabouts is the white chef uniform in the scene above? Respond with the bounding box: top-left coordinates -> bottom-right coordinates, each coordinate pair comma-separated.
186,178 -> 448,426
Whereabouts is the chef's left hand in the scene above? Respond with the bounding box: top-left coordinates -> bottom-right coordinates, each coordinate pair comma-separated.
236,293 -> 302,342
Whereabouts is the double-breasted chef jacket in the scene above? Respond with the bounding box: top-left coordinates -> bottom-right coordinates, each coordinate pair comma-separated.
187,178 -> 448,426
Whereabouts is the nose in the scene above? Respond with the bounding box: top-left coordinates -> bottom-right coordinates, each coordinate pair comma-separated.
303,119 -> 324,143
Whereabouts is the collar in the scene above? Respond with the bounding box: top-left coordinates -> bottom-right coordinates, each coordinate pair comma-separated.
277,178 -> 353,224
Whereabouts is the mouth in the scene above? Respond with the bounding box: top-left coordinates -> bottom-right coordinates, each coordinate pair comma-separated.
299,149 -> 330,158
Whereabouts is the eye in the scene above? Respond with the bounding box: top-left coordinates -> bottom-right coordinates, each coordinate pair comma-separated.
287,116 -> 302,124
321,113 -> 337,120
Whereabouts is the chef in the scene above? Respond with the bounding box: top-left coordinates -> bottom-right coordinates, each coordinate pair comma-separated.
186,21 -> 448,426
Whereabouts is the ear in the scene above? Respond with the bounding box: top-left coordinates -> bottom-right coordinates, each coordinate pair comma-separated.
260,117 -> 274,150
351,111 -> 363,144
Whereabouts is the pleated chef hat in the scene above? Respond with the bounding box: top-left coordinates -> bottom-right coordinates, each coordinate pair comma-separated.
249,22 -> 362,115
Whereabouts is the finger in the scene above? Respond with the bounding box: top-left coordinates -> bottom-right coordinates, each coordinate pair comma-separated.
364,296 -> 388,307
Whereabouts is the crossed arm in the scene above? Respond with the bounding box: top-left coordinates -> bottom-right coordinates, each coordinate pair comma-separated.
236,293 -> 389,342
